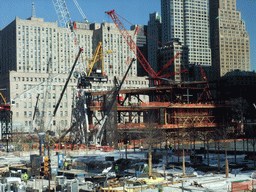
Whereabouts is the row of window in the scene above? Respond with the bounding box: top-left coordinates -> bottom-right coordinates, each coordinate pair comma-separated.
23,120 -> 68,127
19,110 -> 68,117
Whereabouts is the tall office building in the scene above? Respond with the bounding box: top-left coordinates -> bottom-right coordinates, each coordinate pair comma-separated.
147,12 -> 162,74
0,16 -> 149,132
161,0 -> 211,66
131,25 -> 148,77
210,0 -> 250,77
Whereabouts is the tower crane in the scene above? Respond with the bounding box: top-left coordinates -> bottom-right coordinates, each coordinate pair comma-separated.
105,10 -> 181,85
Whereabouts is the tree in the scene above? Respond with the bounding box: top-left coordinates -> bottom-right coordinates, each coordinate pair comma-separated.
213,122 -> 232,178
176,127 -> 191,175
143,112 -> 164,177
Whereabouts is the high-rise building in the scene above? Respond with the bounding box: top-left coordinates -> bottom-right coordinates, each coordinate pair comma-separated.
209,0 -> 250,78
159,39 -> 188,82
131,25 -> 148,77
161,0 -> 211,66
147,12 -> 162,74
0,16 -> 149,132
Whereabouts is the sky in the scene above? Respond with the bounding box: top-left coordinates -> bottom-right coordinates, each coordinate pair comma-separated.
0,0 -> 255,70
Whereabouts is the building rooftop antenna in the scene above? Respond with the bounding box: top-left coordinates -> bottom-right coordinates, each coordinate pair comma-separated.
32,2 -> 36,18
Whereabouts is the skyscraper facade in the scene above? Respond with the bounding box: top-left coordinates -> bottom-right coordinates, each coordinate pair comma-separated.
210,0 -> 250,77
161,0 -> 211,66
147,12 -> 162,74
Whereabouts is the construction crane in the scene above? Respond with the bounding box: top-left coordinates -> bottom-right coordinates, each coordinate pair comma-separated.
53,48 -> 83,117
73,0 -> 89,23
197,65 -> 212,102
38,58 -> 53,132
95,58 -> 136,146
77,42 -> 115,89
105,10 -> 181,85
0,92 -> 10,110
52,0 -> 74,31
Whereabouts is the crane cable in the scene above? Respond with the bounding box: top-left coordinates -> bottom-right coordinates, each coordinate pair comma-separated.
115,12 -> 176,52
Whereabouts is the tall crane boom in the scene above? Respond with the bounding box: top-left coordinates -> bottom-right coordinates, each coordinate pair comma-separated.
52,0 -> 73,30
73,0 -> 88,23
106,10 -> 156,78
95,58 -> 136,146
106,10 -> 181,83
52,0 -> 80,49
53,47 -> 83,117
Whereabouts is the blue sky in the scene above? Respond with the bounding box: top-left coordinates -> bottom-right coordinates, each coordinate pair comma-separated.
0,0 -> 255,70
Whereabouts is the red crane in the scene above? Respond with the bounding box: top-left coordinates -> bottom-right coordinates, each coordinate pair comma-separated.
105,10 -> 181,83
197,65 -> 212,102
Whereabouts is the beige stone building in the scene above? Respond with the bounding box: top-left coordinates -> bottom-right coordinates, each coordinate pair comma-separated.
0,16 -> 149,133
210,0 -> 250,78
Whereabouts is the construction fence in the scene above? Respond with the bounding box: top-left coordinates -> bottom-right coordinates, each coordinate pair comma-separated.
231,179 -> 256,192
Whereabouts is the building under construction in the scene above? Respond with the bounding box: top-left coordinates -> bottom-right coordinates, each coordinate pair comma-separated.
75,79 -> 237,147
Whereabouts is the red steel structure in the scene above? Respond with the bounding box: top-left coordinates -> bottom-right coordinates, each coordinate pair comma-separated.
105,10 -> 181,83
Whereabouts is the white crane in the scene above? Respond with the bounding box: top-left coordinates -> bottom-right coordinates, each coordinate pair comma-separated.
73,0 -> 89,23
51,0 -> 90,144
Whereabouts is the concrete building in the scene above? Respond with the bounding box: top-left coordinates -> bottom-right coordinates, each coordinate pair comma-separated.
91,22 -> 138,78
161,0 -> 211,66
147,12 -> 162,75
0,16 -> 149,133
210,0 -> 250,78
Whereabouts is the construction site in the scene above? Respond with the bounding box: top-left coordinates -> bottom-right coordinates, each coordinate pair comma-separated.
0,1 -> 256,192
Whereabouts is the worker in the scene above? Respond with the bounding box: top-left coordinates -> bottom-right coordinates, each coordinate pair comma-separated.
115,165 -> 119,172
64,160 -> 68,170
23,172 -> 28,184
138,101 -> 141,106
128,101 -> 132,106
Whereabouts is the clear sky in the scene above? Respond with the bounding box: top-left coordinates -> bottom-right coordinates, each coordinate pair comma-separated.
0,0 -> 255,70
